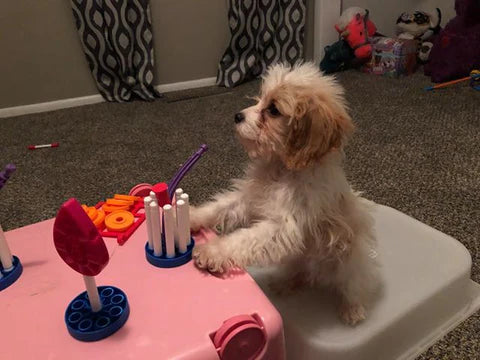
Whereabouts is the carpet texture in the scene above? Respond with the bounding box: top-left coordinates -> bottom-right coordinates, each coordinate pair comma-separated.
1,70 -> 479,359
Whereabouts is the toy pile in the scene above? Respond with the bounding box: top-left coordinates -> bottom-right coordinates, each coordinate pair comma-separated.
320,7 -> 378,74
396,8 -> 442,63
81,194 -> 145,246
320,6 -> 444,78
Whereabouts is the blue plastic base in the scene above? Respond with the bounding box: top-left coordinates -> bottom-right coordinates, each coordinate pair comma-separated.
0,256 -> 22,291
65,286 -> 130,342
145,238 -> 195,268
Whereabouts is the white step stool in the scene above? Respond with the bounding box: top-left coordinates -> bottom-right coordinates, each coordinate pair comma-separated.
248,204 -> 480,360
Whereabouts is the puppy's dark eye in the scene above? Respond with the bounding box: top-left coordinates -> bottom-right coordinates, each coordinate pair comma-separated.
267,103 -> 281,117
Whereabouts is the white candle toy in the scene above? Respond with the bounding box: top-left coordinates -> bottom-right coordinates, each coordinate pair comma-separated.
144,196 -> 154,250
179,193 -> 191,246
150,201 -> 163,256
176,199 -> 190,253
0,224 -> 13,272
163,205 -> 176,258
150,190 -> 157,200
174,188 -> 183,204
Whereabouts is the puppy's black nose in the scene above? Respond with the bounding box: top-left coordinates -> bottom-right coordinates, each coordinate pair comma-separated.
234,112 -> 245,124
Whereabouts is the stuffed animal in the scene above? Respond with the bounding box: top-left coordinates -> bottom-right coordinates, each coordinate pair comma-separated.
396,8 -> 442,63
335,7 -> 377,60
320,40 -> 356,74
424,0 -> 480,82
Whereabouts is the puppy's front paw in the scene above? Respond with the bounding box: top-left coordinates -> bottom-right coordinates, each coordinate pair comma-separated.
338,302 -> 366,326
189,206 -> 206,232
192,242 -> 233,274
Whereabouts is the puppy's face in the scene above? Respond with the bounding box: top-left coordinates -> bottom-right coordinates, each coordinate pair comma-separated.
235,63 -> 354,170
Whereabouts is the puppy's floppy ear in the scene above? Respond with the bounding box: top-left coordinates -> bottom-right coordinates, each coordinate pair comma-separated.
283,96 -> 354,170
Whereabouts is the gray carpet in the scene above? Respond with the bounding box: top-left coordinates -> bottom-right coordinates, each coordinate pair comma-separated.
1,70 -> 479,359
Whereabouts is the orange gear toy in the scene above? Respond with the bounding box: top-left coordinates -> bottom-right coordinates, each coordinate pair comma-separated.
105,210 -> 135,232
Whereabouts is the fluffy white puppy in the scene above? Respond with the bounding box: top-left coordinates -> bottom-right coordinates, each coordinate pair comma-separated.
191,63 -> 380,325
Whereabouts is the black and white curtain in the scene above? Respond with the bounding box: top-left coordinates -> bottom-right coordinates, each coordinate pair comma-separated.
71,0 -> 160,102
217,0 -> 306,88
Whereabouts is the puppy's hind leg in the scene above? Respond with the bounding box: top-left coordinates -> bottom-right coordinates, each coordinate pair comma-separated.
269,258 -> 309,296
335,237 -> 381,326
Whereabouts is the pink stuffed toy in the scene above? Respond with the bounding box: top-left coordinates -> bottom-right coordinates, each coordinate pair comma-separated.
335,7 -> 377,60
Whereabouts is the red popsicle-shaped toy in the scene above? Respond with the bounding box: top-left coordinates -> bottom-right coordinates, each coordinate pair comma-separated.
53,198 -> 130,341
54,198 -> 109,313
54,198 -> 109,276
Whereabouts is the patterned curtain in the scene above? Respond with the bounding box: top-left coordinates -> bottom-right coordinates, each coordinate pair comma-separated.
217,0 -> 306,88
71,0 -> 160,102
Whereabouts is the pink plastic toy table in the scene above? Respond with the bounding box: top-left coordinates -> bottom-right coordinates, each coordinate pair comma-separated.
0,220 -> 285,360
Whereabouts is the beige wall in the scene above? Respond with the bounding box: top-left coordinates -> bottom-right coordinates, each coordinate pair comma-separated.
0,0 -> 229,108
0,0 -> 314,109
342,0 -> 456,37
0,1 -> 97,108
151,0 -> 229,84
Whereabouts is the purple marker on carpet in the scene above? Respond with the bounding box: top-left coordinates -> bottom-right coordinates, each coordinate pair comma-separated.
0,164 -> 16,191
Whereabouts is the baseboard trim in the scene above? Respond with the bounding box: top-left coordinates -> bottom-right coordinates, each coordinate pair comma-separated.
0,94 -> 104,119
155,77 -> 217,93
0,76 -> 218,119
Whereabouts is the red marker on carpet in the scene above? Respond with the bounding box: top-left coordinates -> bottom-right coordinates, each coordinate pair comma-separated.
28,142 -> 59,150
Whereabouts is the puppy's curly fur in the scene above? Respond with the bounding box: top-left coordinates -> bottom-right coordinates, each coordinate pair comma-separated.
191,63 -> 380,325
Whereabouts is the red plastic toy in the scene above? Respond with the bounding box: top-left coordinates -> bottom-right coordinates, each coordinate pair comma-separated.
152,182 -> 170,207
53,198 -> 109,276
335,7 -> 377,60
129,183 -> 153,197
93,198 -> 146,245
53,198 -> 130,341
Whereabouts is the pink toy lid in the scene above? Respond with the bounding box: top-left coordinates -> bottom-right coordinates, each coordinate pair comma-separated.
129,183 -> 153,197
53,198 -> 109,276
213,315 -> 266,360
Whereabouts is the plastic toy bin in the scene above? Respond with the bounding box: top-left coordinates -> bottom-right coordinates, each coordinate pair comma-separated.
249,204 -> 480,360
0,221 -> 285,360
